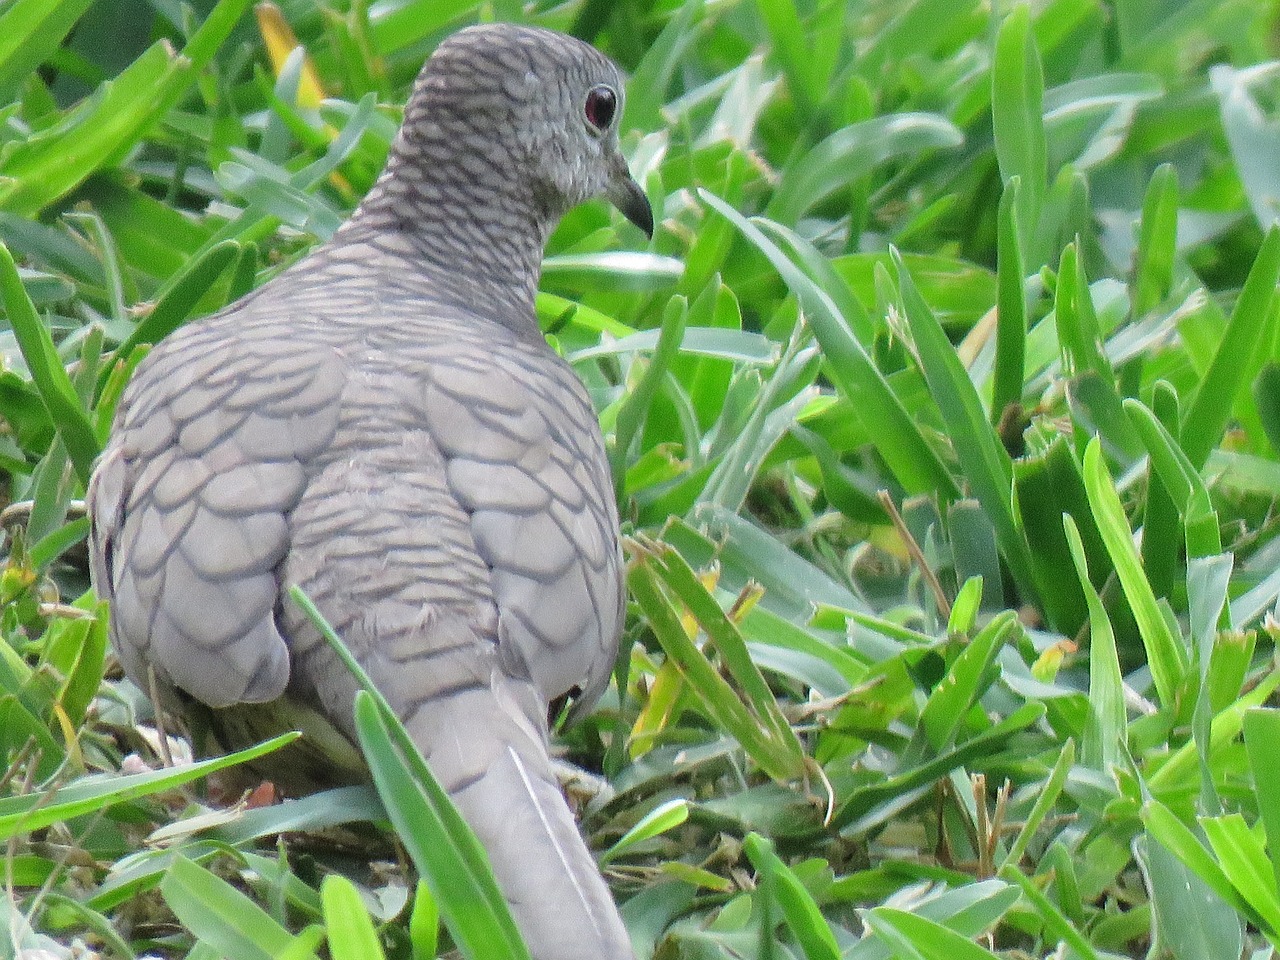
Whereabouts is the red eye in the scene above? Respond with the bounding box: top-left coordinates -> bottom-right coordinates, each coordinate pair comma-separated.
584,85 -> 617,131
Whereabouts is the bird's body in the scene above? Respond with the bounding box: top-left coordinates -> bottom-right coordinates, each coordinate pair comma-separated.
88,23 -> 647,960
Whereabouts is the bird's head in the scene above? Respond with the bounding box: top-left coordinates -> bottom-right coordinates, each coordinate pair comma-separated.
398,23 -> 653,238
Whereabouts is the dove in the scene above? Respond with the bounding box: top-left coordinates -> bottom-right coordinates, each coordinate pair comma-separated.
88,23 -> 651,960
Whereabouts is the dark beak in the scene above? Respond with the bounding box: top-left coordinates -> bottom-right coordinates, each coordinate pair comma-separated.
608,174 -> 654,238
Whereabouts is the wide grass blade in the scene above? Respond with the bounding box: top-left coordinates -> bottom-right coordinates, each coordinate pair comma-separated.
1243,708 -> 1280,903
322,874 -> 388,960
1134,829 -> 1245,960
992,4 -> 1047,261
162,855 -> 324,960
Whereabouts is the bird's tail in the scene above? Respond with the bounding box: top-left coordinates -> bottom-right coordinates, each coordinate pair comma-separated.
399,664 -> 633,960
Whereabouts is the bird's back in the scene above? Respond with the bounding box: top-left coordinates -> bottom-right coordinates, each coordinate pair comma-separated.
91,242 -> 622,723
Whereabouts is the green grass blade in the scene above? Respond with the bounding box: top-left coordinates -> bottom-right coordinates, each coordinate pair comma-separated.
612,295 -> 688,488
1201,814 -> 1280,936
0,0 -> 253,215
1132,163 -> 1179,316
353,693 -> 531,960
1148,661 -> 1280,798
1134,828 -> 1245,960
997,864 -> 1100,960
322,874 -> 388,960
0,734 -> 298,840
745,833 -> 840,960
766,114 -> 962,227
892,248 -> 1036,599
1081,437 -> 1185,709
0,241 -> 100,486
992,4 -> 1047,260
626,537 -> 806,782
1140,800 -> 1253,922
1124,398 -> 1213,526
162,855 -> 321,960
992,176 -> 1026,420
1181,224 -> 1280,467
1002,738 -> 1074,869
1137,382 -> 1183,599
94,240 -> 242,400
700,192 -> 957,497
754,0 -> 822,120
410,880 -> 439,960
0,0 -> 95,101
1012,436 -> 1104,633
919,611 -> 1018,751
866,908 -> 1003,960
1057,243 -> 1142,461
1242,708 -> 1280,903
603,798 -> 689,865
1065,514 -> 1125,772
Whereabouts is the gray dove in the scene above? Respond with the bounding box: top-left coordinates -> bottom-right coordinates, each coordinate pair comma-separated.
87,23 -> 651,960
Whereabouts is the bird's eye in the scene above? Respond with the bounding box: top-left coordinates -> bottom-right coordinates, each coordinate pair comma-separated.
584,85 -> 617,131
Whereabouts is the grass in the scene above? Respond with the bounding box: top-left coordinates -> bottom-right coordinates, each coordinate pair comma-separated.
1,0 -> 1280,957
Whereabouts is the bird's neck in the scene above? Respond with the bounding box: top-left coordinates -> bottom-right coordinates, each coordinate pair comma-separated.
330,140 -> 556,324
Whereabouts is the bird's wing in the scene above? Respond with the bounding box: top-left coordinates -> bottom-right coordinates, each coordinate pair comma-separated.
88,320 -> 348,708
421,335 -> 624,706
265,328 -> 629,960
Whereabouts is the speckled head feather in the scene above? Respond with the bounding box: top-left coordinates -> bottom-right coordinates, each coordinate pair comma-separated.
343,24 -> 651,306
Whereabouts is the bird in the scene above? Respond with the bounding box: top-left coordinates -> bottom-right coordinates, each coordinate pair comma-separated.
87,22 -> 652,960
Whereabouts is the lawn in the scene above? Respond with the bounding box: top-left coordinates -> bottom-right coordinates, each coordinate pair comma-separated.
1,0 -> 1279,958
